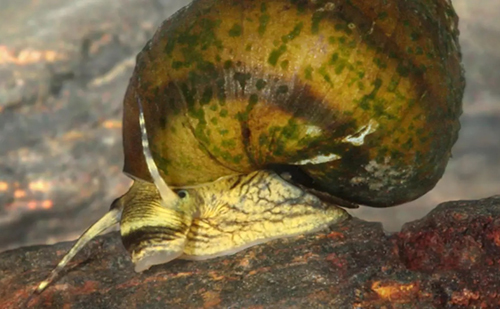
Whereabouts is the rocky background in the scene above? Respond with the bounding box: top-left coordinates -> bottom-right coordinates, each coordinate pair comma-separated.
0,0 -> 499,253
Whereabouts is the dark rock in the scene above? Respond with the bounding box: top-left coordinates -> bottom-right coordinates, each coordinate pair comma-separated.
1,196 -> 500,308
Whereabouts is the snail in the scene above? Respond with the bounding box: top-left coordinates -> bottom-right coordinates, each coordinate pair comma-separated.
35,0 -> 464,294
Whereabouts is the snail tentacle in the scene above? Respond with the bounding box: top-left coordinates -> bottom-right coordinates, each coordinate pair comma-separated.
35,205 -> 122,294
136,94 -> 179,205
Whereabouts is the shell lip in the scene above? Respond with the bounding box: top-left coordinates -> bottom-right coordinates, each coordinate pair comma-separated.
268,164 -> 360,209
124,171 -> 247,189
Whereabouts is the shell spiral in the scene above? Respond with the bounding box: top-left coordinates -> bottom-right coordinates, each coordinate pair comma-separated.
122,0 -> 464,207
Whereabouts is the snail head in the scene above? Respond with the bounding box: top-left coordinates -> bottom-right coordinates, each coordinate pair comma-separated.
34,95 -> 196,293
116,96 -> 199,272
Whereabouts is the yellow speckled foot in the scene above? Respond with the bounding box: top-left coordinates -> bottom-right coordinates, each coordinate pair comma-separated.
181,170 -> 349,259
118,170 -> 348,271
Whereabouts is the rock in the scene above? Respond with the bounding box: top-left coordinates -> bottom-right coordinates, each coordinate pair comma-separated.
1,196 -> 500,308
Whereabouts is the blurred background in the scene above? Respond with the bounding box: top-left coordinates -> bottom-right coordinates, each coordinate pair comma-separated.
0,0 -> 498,253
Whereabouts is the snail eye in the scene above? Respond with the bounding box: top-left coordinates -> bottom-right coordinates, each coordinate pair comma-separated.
177,190 -> 188,199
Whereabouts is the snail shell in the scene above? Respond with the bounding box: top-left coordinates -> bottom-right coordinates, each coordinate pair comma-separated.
123,0 -> 463,207
36,0 -> 464,294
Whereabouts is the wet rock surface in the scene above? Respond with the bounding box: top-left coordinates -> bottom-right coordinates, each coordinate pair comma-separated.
1,196 -> 500,308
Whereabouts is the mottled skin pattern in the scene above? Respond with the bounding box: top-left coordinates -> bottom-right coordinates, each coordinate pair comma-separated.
123,0 -> 464,207
119,170 -> 348,272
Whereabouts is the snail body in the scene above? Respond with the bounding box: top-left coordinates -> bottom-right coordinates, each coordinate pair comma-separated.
36,0 -> 464,293
120,169 -> 347,272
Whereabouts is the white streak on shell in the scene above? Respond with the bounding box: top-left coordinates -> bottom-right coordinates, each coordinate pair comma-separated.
350,156 -> 416,191
292,153 -> 341,165
305,125 -> 322,136
342,119 -> 379,146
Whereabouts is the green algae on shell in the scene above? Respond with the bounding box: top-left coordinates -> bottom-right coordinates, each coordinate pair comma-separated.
122,0 -> 464,207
